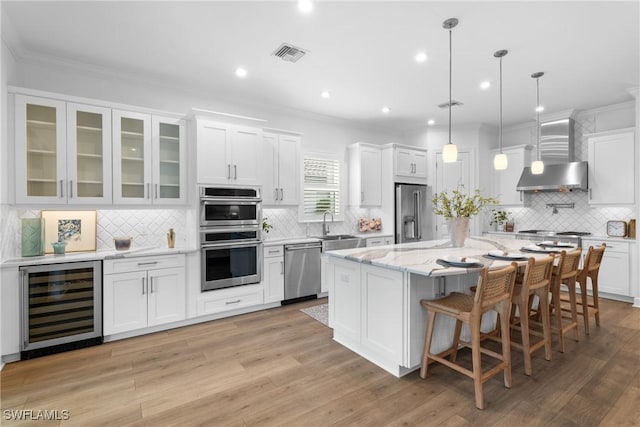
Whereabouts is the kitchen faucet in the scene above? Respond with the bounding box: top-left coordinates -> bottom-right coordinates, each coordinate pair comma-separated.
322,211 -> 334,236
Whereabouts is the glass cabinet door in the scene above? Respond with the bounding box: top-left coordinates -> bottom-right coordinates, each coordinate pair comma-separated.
152,116 -> 185,204
15,95 -> 67,204
112,110 -> 152,204
66,103 -> 112,204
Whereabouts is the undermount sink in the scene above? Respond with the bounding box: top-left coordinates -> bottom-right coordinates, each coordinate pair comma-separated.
314,235 -> 365,251
317,234 -> 357,241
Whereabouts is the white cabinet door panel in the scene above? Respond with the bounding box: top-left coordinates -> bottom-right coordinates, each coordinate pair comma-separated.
147,267 -> 186,327
103,270 -> 148,335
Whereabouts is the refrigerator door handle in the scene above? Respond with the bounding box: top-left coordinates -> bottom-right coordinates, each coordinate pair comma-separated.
414,191 -> 422,239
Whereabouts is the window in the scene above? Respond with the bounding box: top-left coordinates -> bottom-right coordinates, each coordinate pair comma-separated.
301,155 -> 342,221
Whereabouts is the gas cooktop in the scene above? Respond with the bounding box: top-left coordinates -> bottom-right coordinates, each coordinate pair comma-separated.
518,230 -> 592,236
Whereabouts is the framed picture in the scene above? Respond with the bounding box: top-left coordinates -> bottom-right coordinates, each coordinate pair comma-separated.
41,210 -> 97,253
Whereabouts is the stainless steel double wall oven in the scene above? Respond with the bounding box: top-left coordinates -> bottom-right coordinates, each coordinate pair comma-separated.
199,187 -> 263,291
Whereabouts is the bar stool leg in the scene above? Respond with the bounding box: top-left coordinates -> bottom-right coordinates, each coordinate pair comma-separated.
552,283 -> 565,353
498,302 -> 512,388
420,311 -> 437,379
450,319 -> 463,363
537,288 -> 552,361
471,317 -> 484,410
518,298 -> 533,376
592,274 -> 601,327
580,278 -> 590,335
568,279 -> 580,343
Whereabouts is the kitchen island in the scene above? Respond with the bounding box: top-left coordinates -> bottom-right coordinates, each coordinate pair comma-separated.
322,236 -> 549,377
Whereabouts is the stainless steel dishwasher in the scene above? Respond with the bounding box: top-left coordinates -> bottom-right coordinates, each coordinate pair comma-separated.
284,241 -> 322,302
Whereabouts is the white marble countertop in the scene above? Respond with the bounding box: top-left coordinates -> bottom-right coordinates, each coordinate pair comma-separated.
323,236 -> 558,277
1,246 -> 198,267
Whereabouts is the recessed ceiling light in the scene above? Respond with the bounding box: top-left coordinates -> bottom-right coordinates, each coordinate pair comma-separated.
427,119 -> 435,125
415,52 -> 427,63
321,90 -> 330,99
536,105 -> 545,112
235,67 -> 247,78
382,106 -> 391,114
298,0 -> 313,13
479,80 -> 491,90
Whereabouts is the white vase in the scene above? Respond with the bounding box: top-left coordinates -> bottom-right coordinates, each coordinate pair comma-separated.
448,217 -> 470,247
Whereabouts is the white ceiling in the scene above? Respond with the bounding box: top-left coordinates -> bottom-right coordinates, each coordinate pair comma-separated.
2,1 -> 638,131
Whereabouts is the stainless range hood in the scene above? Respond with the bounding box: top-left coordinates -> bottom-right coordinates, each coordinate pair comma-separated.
517,117 -> 588,192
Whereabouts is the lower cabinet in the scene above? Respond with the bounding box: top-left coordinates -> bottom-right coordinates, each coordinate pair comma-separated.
103,254 -> 186,335
196,284 -> 264,316
366,235 -> 394,247
581,239 -> 631,298
263,245 -> 284,304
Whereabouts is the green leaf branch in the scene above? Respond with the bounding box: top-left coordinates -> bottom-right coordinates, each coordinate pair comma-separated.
432,186 -> 499,219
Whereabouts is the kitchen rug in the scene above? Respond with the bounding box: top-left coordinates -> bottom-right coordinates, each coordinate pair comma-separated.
300,303 -> 329,328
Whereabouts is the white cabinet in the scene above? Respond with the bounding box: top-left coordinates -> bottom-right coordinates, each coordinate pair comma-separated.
491,145 -> 531,206
103,254 -> 186,335
263,245 -> 285,303
394,146 -> 427,184
262,131 -> 300,205
15,94 -> 112,204
113,111 -> 186,205
587,129 -> 635,205
348,143 -> 382,206
366,235 -> 394,246
196,284 -> 264,316
196,120 -> 262,186
581,239 -> 630,297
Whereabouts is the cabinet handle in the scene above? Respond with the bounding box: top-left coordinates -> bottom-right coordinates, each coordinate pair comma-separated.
520,191 -> 523,202
155,184 -> 158,199
69,180 -> 73,198
60,180 -> 64,198
281,261 -> 284,274
274,188 -> 279,201
225,299 -> 241,305
234,165 -> 237,180
142,277 -> 146,295
150,277 -> 154,293
268,249 -> 280,254
147,183 -> 151,199
279,188 -> 283,200
137,261 -> 158,266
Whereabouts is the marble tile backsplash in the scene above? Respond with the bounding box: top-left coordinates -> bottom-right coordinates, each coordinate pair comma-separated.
1,207 -> 188,260
263,206 -> 370,239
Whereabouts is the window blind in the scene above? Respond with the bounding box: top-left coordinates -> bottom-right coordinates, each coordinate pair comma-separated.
303,157 -> 341,216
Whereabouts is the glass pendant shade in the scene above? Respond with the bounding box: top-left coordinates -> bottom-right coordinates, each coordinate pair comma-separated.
443,143 -> 458,163
494,153 -> 508,170
531,160 -> 544,175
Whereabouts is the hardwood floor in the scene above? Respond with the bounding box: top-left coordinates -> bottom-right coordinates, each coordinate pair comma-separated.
2,297 -> 639,426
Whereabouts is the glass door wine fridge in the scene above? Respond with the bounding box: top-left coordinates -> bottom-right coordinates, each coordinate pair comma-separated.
20,261 -> 103,359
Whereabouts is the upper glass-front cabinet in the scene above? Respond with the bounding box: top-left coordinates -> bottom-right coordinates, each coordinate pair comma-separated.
152,116 -> 186,204
113,111 -> 185,205
15,95 -> 112,204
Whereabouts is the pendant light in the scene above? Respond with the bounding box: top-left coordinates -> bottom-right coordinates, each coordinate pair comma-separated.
442,18 -> 458,163
531,72 -> 545,175
493,49 -> 508,170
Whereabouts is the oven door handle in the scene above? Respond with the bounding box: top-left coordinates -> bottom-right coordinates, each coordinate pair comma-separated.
201,241 -> 263,250
200,200 -> 261,206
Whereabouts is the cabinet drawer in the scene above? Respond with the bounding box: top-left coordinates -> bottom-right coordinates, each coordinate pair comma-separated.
197,285 -> 264,316
264,245 -> 284,258
104,254 -> 186,274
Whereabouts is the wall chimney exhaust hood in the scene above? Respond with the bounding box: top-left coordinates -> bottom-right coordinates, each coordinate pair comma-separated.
516,116 -> 588,192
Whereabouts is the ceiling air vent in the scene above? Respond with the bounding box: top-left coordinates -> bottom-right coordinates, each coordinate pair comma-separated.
272,43 -> 308,63
438,100 -> 464,109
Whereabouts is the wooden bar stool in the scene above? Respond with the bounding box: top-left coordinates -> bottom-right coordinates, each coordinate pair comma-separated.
508,255 -> 555,375
550,248 -> 582,352
574,243 -> 606,335
420,263 -> 518,410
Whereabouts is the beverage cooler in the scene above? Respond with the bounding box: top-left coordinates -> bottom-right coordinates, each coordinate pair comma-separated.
20,261 -> 103,359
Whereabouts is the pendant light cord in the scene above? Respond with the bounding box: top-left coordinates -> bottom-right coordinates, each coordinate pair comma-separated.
448,27 -> 452,145
499,56 -> 503,153
536,77 -> 540,160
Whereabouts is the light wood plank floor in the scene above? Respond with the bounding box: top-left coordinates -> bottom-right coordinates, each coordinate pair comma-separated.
2,297 -> 639,426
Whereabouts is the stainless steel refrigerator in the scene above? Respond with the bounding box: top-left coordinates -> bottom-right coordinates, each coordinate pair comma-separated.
395,183 -> 433,244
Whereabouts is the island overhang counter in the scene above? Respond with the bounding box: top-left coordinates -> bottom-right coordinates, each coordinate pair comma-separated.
322,236 -> 549,377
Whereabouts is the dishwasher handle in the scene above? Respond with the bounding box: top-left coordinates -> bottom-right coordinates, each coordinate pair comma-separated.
285,244 -> 322,251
